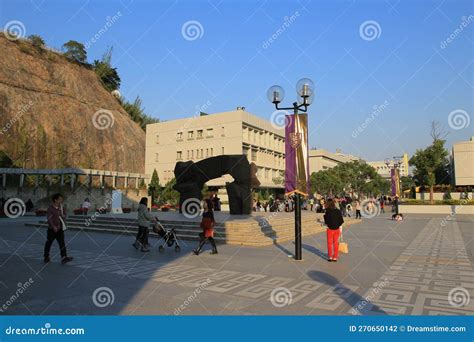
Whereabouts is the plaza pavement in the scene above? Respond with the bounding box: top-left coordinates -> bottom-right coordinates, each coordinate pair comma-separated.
0,213 -> 473,315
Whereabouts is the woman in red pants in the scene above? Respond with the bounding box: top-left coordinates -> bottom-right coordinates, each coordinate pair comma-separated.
323,199 -> 344,262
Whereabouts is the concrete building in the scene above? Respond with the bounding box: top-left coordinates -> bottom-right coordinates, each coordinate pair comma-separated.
452,136 -> 474,186
308,149 -> 361,174
145,108 -> 285,190
367,153 -> 410,179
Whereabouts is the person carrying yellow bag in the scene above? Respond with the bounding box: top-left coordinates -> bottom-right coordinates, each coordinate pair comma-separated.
323,198 -> 344,262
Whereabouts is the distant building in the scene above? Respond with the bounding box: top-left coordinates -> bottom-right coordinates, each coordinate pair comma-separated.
308,149 -> 361,174
367,153 -> 410,179
145,108 -> 285,190
452,136 -> 474,186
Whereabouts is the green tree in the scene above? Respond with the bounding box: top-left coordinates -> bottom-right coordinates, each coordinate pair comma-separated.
409,123 -> 449,204
63,40 -> 87,63
400,176 -> 415,192
28,34 -> 45,52
160,178 -> 179,205
93,47 -> 121,91
148,169 -> 161,205
119,96 -> 159,130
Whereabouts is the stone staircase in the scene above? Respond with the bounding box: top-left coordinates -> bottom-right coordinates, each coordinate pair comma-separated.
25,212 -> 360,247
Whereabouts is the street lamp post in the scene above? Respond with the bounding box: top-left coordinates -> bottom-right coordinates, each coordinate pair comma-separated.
385,157 -> 402,214
267,78 -> 314,261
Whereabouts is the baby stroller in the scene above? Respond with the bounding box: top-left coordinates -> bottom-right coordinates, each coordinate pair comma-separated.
152,218 -> 181,253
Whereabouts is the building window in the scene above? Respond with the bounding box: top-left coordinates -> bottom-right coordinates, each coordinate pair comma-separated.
210,148 -> 213,156
155,134 -> 160,144
177,132 -> 183,141
197,129 -> 203,139
155,153 -> 159,162
206,128 -> 214,138
177,151 -> 182,160
206,148 -> 209,157
201,149 -> 204,157
191,150 -> 194,159
221,126 -> 225,137
251,149 -> 257,162
187,131 -> 194,139
221,147 -> 224,155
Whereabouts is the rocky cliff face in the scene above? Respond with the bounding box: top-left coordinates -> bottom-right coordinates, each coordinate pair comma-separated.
0,35 -> 146,173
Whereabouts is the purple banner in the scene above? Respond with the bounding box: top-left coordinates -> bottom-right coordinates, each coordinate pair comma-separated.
285,114 -> 309,195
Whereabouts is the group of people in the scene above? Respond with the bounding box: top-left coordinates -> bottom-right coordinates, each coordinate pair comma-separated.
41,190 -> 399,264
132,195 -> 218,255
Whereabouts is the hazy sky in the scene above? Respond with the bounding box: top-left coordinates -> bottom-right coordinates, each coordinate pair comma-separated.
1,0 -> 473,161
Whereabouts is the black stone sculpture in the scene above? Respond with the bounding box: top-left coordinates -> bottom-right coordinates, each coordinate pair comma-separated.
173,155 -> 260,215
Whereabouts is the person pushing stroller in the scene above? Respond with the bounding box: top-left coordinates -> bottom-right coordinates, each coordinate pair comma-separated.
193,198 -> 218,255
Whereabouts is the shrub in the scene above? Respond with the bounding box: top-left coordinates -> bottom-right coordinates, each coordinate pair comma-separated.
28,34 -> 45,52
401,199 -> 474,205
63,40 -> 87,63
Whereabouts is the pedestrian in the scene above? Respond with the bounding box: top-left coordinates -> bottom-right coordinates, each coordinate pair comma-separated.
355,199 -> 362,219
44,193 -> 73,264
380,197 -> 385,213
193,198 -> 218,255
309,198 -> 314,211
133,197 -> 154,252
323,199 -> 344,262
81,198 -> 91,216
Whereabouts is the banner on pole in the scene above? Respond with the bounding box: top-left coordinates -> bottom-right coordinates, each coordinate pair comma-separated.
391,168 -> 400,197
285,113 -> 309,196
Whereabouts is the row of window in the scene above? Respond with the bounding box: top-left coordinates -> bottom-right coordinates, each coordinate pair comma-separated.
242,125 -> 284,151
155,127 -> 226,144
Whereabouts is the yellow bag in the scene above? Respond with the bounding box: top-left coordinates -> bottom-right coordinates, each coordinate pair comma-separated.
338,229 -> 348,254
339,242 -> 349,254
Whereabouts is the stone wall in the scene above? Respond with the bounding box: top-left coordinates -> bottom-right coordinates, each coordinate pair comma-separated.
0,186 -> 148,214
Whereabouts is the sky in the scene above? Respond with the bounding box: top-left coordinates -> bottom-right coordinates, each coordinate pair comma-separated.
1,0 -> 473,162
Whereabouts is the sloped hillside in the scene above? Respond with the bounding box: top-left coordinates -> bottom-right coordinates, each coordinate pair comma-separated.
0,35 -> 146,173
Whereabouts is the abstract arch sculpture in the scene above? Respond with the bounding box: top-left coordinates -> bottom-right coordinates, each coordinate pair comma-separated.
173,155 -> 260,215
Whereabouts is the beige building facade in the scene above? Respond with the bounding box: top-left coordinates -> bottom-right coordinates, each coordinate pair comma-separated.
452,136 -> 474,186
367,153 -> 410,179
308,149 -> 361,173
145,109 -> 285,189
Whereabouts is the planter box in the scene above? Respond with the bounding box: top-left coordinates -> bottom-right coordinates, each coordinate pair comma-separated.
122,208 -> 131,213
35,209 -> 47,216
399,205 -> 474,215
